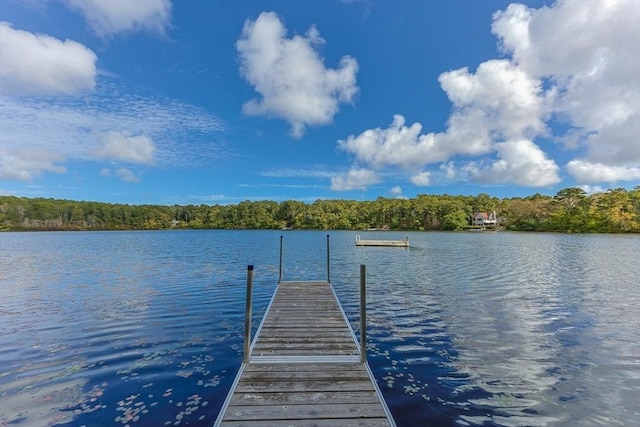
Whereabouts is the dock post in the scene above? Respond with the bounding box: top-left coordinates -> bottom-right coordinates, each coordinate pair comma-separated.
243,265 -> 254,363
326,234 -> 331,283
278,236 -> 283,283
360,264 -> 367,362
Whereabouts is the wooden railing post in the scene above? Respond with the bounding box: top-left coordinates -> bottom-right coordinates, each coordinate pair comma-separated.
243,265 -> 254,363
360,264 -> 366,362
279,235 -> 283,283
326,234 -> 331,283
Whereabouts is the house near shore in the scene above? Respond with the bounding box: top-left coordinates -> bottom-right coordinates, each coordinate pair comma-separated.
471,211 -> 497,228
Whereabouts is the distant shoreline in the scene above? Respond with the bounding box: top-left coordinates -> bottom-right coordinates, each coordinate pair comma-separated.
1,189 -> 638,233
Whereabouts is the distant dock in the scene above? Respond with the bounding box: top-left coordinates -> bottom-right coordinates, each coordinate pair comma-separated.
356,235 -> 409,247
214,236 -> 396,426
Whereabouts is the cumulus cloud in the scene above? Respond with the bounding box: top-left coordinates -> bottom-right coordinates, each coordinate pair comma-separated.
338,111 -> 560,187
566,160 -> 640,185
0,147 -> 66,181
64,0 -> 172,37
95,131 -> 156,165
492,0 -> 640,182
237,12 -> 358,137
390,186 -> 404,197
438,59 -> 546,144
440,162 -> 456,180
410,171 -> 431,187
338,59 -> 548,180
339,115 -> 444,169
330,168 -> 379,191
335,0 -> 638,191
0,22 -> 97,96
467,139 -> 561,187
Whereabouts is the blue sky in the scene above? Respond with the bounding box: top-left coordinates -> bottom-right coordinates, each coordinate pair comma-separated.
1,0 -> 638,205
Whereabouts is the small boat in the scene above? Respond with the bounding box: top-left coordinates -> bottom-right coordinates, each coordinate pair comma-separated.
355,235 -> 409,247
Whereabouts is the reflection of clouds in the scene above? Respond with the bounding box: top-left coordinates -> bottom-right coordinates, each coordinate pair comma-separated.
344,232 -> 640,426
0,233 -> 152,426
431,234 -> 640,426
0,230 -> 261,425
1,231 -> 638,426
0,365 -> 90,426
436,235 -> 574,425
546,235 -> 640,426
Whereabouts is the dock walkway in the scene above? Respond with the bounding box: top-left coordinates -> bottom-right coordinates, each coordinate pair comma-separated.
214,277 -> 396,426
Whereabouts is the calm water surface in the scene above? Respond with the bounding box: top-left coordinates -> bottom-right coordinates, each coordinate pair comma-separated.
1,230 -> 638,426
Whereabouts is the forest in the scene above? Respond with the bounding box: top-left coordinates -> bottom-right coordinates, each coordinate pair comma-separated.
1,187 -> 639,233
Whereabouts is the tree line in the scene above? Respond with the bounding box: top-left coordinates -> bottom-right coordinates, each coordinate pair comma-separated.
1,187 -> 638,233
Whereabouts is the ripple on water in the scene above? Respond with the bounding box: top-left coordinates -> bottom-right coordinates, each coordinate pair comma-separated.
1,231 -> 639,427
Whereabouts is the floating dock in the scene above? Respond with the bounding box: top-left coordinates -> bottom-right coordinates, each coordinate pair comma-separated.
214,236 -> 396,427
355,235 -> 409,247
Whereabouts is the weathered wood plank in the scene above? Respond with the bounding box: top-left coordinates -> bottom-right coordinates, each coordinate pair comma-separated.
239,369 -> 370,382
244,363 -> 365,373
221,418 -> 390,427
254,337 -> 356,344
215,280 -> 395,427
250,349 -> 359,356
229,390 -> 382,406
223,402 -> 388,421
253,344 -> 357,352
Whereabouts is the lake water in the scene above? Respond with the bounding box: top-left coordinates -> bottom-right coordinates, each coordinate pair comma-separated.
1,230 -> 638,426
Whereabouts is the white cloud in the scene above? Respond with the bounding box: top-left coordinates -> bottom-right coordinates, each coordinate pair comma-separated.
410,171 -> 431,187
335,0 -> 638,191
101,167 -> 141,183
579,185 -> 606,195
566,160 -> 640,185
493,1 -> 638,82
96,131 -> 156,165
0,147 -> 66,181
0,22 -> 97,96
260,167 -> 337,179
467,139 -> 561,187
114,167 -> 140,183
440,162 -> 456,180
492,0 -> 640,169
338,59 -> 547,174
236,12 -> 358,137
390,186 -> 407,199
338,115 -> 443,169
330,168 -> 379,191
438,59 -> 546,144
0,80 -> 225,181
390,185 -> 404,197
64,0 -> 172,37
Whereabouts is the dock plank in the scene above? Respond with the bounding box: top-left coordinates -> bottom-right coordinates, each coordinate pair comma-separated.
222,402 -> 387,421
214,281 -> 395,427
221,419 -> 391,427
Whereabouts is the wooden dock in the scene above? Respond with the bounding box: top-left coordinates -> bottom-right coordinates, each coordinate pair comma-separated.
355,235 -> 409,247
214,276 -> 396,426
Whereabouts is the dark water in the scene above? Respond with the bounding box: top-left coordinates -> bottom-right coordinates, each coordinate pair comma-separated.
1,230 -> 638,426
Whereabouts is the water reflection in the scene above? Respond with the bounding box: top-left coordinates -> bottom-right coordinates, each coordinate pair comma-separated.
1,231 -> 638,426
344,232 -> 640,426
